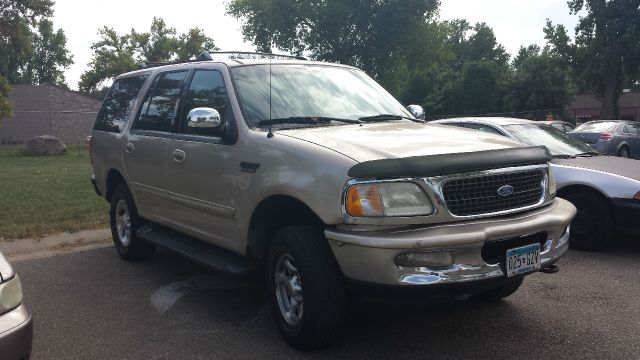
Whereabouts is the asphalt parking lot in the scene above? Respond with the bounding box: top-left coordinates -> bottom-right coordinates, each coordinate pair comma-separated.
15,237 -> 640,360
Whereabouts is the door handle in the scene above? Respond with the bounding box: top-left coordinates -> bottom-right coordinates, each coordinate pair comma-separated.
125,142 -> 134,153
173,149 -> 186,163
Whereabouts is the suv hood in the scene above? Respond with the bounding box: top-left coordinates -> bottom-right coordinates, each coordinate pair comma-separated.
280,122 -> 524,162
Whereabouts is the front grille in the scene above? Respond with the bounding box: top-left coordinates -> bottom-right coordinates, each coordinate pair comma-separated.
442,169 -> 546,217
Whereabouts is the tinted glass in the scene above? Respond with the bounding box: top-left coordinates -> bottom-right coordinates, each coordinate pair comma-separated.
465,123 -> 504,135
623,123 -> 639,135
504,124 -> 595,156
181,70 -> 229,136
550,123 -> 564,131
574,121 -> 619,133
563,124 -> 575,132
231,64 -> 413,127
94,75 -> 148,132
134,71 -> 188,132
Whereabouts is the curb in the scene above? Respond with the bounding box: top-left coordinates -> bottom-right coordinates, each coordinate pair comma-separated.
0,228 -> 113,261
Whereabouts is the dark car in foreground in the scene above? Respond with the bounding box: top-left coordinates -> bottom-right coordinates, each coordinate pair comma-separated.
432,117 -> 640,251
0,251 -> 32,359
568,120 -> 640,158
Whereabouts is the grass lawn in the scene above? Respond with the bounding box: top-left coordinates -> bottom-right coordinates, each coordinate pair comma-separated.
0,145 -> 109,240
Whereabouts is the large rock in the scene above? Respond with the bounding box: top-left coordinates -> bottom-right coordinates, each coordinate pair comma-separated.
24,135 -> 67,156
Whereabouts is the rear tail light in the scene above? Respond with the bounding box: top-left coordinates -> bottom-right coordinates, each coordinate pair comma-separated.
599,132 -> 614,141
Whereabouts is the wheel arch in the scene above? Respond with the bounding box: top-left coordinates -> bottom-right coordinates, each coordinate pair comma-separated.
105,169 -> 128,203
246,195 -> 325,261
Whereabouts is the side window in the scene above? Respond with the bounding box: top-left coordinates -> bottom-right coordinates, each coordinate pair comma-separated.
623,123 -> 638,135
551,123 -> 564,131
94,75 -> 148,133
466,123 -> 504,136
180,70 -> 230,137
133,70 -> 189,132
563,124 -> 575,132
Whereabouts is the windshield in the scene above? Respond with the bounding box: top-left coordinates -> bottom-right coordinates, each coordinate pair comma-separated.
503,123 -> 596,156
230,64 -> 413,127
574,121 -> 619,132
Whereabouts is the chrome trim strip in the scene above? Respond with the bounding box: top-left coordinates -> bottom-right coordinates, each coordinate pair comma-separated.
132,183 -> 235,217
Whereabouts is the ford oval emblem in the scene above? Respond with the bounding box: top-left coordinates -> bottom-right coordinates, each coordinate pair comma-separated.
497,185 -> 515,197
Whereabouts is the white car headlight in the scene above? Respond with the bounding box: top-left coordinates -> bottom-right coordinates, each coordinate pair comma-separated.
345,181 -> 434,217
0,275 -> 23,315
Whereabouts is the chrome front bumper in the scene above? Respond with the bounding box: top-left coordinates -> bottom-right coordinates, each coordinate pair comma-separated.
326,198 -> 576,286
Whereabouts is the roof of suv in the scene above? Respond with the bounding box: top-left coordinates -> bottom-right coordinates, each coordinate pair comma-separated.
116,58 -> 353,80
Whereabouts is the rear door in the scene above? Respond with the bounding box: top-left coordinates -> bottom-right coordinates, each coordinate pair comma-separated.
164,67 -> 242,252
123,70 -> 190,220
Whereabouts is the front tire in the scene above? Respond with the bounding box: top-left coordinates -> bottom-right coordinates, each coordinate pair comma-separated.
109,184 -> 155,261
618,146 -> 630,158
267,225 -> 346,351
564,191 -> 613,251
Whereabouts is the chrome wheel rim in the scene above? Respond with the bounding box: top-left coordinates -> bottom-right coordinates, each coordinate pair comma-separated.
274,253 -> 304,326
115,199 -> 132,247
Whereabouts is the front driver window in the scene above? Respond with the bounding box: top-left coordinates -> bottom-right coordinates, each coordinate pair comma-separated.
181,70 -> 230,137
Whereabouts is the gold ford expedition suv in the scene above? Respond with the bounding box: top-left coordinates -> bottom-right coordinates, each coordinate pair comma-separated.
90,52 -> 576,350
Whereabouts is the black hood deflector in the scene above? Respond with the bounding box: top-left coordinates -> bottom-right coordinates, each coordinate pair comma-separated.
347,146 -> 551,178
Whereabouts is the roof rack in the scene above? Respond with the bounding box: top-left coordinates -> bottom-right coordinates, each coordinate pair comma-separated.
137,51 -> 307,69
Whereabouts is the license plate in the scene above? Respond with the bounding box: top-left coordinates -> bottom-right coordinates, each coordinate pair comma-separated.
506,243 -> 541,277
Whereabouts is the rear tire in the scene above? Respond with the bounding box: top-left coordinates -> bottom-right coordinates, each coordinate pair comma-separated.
618,146 -> 630,158
109,184 -> 155,261
267,225 -> 346,351
473,277 -> 524,301
563,191 -> 613,251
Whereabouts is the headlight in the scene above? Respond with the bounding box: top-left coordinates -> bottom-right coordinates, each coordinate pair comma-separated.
345,182 -> 434,217
0,275 -> 23,315
548,165 -> 556,197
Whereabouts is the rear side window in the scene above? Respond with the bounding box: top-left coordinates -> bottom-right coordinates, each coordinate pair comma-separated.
94,75 -> 148,132
133,70 -> 189,132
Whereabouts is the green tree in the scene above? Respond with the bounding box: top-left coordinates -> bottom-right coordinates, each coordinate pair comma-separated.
28,19 -> 73,86
0,74 -> 12,119
545,0 -> 640,118
80,17 -> 217,95
227,0 -> 439,79
504,46 -> 575,118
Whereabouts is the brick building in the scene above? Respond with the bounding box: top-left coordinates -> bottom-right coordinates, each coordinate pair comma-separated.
569,92 -> 640,123
0,84 -> 102,144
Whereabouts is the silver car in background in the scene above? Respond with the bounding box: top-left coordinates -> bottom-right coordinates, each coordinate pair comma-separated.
0,251 -> 32,359
432,117 -> 640,251
568,120 -> 640,158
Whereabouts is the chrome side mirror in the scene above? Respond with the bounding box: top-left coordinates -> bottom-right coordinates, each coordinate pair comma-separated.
407,104 -> 425,120
187,107 -> 221,128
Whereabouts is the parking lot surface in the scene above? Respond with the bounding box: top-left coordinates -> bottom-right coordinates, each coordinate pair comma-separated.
16,238 -> 640,359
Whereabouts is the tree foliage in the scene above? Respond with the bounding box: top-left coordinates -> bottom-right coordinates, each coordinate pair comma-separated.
545,0 -> 640,118
80,17 -> 218,95
227,0 -> 439,79
0,74 -> 12,119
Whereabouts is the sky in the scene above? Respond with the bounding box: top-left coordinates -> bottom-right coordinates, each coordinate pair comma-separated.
52,0 -> 580,90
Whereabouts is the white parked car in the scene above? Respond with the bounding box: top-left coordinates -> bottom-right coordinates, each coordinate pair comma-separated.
432,117 -> 640,251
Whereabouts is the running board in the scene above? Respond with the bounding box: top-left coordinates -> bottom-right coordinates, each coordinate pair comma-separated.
136,223 -> 253,276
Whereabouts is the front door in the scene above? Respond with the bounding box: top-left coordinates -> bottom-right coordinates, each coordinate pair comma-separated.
164,68 -> 242,252
123,69 -> 190,220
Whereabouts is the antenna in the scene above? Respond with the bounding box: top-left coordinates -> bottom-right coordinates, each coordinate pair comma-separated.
267,50 -> 274,138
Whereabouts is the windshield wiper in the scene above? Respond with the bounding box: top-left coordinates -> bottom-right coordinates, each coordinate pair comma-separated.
359,114 -> 425,123
552,154 -> 576,159
258,116 -> 362,127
